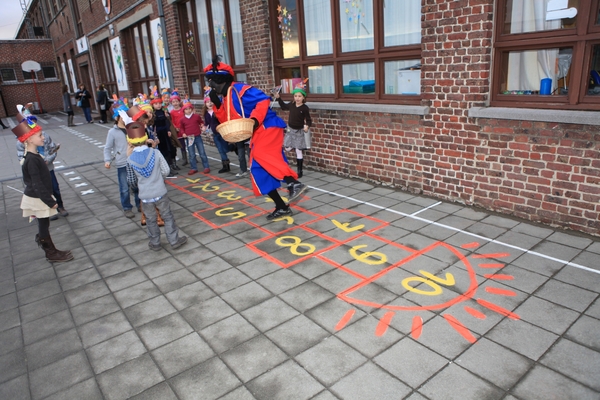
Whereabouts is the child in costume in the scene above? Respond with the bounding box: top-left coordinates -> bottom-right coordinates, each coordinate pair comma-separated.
169,89 -> 188,166
13,114 -> 73,262
201,93 -> 230,173
150,87 -> 179,175
205,56 -> 307,220
179,98 -> 210,175
275,80 -> 312,178
104,97 -> 140,219
123,111 -> 187,251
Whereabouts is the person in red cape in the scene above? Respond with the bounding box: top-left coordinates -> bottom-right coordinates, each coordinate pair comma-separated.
204,56 -> 307,220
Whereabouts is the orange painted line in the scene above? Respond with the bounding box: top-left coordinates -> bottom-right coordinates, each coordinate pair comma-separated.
443,314 -> 477,343
477,298 -> 520,320
464,306 -> 486,319
375,312 -> 394,337
472,253 -> 511,259
411,316 -> 423,339
485,287 -> 517,296
484,274 -> 514,280
478,263 -> 505,269
335,309 -> 355,331
461,242 -> 480,249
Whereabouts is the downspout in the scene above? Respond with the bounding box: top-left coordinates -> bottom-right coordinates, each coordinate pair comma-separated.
156,0 -> 175,89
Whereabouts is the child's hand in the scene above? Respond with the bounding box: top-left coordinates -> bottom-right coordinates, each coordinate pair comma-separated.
52,204 -> 58,209
304,125 -> 308,132
168,131 -> 171,137
104,162 -> 111,169
127,143 -> 134,156
275,92 -> 280,99
182,134 -> 187,138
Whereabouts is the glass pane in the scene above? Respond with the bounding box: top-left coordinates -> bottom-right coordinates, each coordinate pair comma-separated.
588,44 -> 600,95
503,0 -> 577,34
500,47 -> 571,95
236,73 -> 247,83
133,26 -> 146,78
384,0 -> 421,46
195,0 -> 213,68
42,66 -> 56,78
304,0 -> 332,56
275,0 -> 300,59
384,60 -> 421,95
1,69 -> 16,81
229,0 -> 245,65
184,2 -> 199,70
279,67 -> 302,93
190,76 -> 203,95
308,65 -> 334,93
342,62 -> 374,94
211,0 -> 231,64
141,23 -> 154,77
340,0 -> 373,52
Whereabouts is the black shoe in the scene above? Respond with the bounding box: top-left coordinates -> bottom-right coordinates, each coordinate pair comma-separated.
287,182 -> 307,203
266,207 -> 293,220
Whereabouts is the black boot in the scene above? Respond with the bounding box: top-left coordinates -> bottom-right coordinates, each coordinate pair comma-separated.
38,235 -> 73,262
297,159 -> 303,178
218,160 -> 230,174
181,150 -> 188,166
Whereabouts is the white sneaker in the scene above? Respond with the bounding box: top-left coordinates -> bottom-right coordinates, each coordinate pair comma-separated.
236,171 -> 249,178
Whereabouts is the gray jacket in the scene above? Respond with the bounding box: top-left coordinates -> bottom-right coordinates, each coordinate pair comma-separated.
127,147 -> 170,200
104,125 -> 129,168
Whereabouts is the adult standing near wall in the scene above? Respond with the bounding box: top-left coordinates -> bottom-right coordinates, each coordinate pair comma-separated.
75,84 -> 93,123
96,84 -> 110,124
63,85 -> 74,126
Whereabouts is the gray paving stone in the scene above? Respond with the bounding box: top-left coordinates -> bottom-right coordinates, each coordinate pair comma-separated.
220,281 -> 273,312
0,374 -> 29,400
513,365 -> 599,400
181,296 -> 237,331
86,330 -> 146,374
415,315 -> 479,359
58,267 -> 102,291
96,256 -> 139,278
420,363 -> 504,400
113,280 -> 161,309
554,262 -> 600,292
530,241 -> 582,262
96,354 -> 164,400
16,279 -> 62,306
151,332 -> 214,378
565,314 -> 600,351
78,311 -> 133,348
165,280 -> 216,311
0,307 -> 20,333
514,296 -> 580,335
89,246 -> 129,266
129,382 -> 178,400
494,264 -> 549,294
487,319 -> 558,361
288,257 -> 335,280
201,313 -> 260,354
336,315 -> 403,358
257,268 -> 307,295
245,359 -> 324,400
187,255 -> 234,279
203,267 -> 252,295
174,245 -> 217,267
152,268 -> 198,293
313,267 -> 362,296
0,349 -> 27,385
104,268 -> 149,292
280,281 -> 335,313
25,328 -> 82,371
546,231 -> 593,249
265,314 -> 330,356
20,293 -> 67,324
15,267 -> 56,291
219,386 -> 256,400
29,351 -> 93,400
0,327 -> 21,357
535,279 -> 597,312
124,295 -> 176,327
586,297 -> 600,319
540,338 -> 600,391
331,361 -> 412,400
70,294 -> 121,326
0,292 -> 18,313
63,280 -> 111,307
236,257 -> 281,279
455,337 -> 532,390
374,337 -> 447,388
43,377 -> 103,400
22,309 -> 74,346
295,336 -> 367,386
137,312 -> 193,350
170,357 -> 241,400
221,335 -> 288,382
511,222 -> 554,238
510,252 -> 566,277
242,297 -> 299,332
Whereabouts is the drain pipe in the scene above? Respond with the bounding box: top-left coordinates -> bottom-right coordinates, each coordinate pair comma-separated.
156,0 -> 175,89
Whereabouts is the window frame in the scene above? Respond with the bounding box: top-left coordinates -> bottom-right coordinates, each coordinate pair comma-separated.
491,0 -> 600,111
123,19 -> 159,96
94,39 -> 118,98
42,66 -> 57,79
177,0 -> 247,98
1,68 -> 17,83
268,0 -> 423,104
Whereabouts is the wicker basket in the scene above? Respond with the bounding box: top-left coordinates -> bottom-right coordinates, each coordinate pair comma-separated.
216,86 -> 254,143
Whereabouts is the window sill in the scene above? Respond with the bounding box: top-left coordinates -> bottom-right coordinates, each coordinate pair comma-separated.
276,102 -> 429,116
469,106 -> 600,126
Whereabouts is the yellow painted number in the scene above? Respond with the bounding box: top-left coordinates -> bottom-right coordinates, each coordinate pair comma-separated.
275,236 -> 315,256
215,207 -> 246,220
218,190 -> 242,201
349,245 -> 387,265
402,270 -> 455,296
193,183 -> 219,192
332,220 -> 365,232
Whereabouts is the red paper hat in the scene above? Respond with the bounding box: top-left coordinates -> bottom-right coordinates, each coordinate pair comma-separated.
12,113 -> 42,143
150,85 -> 163,104
127,105 -> 146,121
170,88 -> 181,101
182,97 -> 194,110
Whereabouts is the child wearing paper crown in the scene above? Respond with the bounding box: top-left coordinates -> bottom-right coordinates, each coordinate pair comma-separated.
275,79 -> 312,178
205,55 -> 307,220
13,113 -> 73,263
123,111 -> 187,251
179,98 -> 210,175
169,89 -> 188,166
201,91 -> 230,173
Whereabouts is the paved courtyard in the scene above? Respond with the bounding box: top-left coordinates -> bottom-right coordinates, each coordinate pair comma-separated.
0,113 -> 599,399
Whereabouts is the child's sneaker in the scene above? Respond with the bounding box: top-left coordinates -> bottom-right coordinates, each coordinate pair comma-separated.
171,236 -> 188,249
266,207 -> 293,220
149,242 -> 162,251
288,182 -> 307,203
236,171 -> 249,178
203,168 -> 211,174
187,170 -> 198,175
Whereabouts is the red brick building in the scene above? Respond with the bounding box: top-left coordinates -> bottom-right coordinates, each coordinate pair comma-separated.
14,0 -> 600,235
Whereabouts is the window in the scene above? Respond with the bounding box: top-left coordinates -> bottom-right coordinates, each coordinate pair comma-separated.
123,19 -> 158,95
178,0 -> 246,97
94,39 -> 118,97
270,0 -> 421,103
23,70 -> 38,80
492,0 -> 600,110
42,66 -> 57,79
1,68 -> 17,82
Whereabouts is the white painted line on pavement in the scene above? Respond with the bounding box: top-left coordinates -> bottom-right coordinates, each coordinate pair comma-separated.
63,171 -> 75,175
69,176 -> 81,181
75,183 -> 88,187
81,189 -> 95,195
6,185 -> 23,193
411,201 -> 442,216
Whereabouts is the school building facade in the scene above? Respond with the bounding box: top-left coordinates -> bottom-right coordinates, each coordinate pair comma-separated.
14,0 -> 600,236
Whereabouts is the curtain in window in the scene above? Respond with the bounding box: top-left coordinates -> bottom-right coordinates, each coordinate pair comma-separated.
195,0 -> 213,68
383,0 -> 421,47
229,0 -> 245,65
507,0 -> 560,92
304,0 -> 333,56
339,0 -> 374,53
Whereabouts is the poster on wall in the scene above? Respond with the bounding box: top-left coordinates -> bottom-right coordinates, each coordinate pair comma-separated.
60,62 -> 69,88
110,36 -> 128,91
150,18 -> 171,90
67,59 -> 77,92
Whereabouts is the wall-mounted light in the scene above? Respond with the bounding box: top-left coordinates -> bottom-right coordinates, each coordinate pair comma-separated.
109,24 -> 114,36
